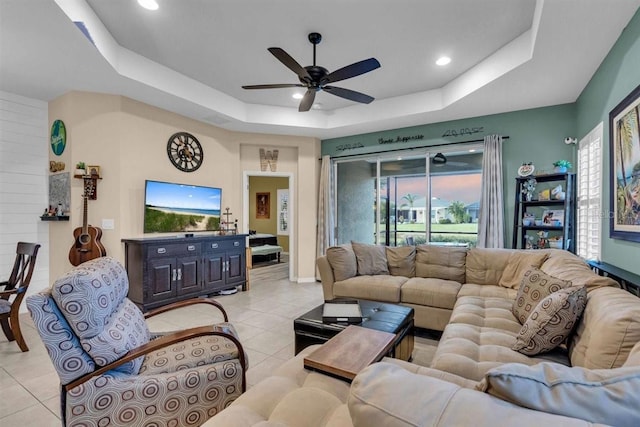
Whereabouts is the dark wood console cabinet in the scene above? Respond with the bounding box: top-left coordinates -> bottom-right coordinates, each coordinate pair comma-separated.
122,235 -> 247,311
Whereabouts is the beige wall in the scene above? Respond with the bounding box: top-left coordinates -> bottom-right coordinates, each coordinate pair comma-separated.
48,91 -> 320,282
249,176 -> 290,252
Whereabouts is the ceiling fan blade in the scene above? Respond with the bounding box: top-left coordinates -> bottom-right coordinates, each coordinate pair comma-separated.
299,89 -> 316,112
323,86 -> 374,104
268,47 -> 312,82
323,58 -> 381,84
242,84 -> 305,89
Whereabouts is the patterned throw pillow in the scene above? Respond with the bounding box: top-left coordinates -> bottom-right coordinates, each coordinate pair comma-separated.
512,267 -> 573,324
513,286 -> 587,356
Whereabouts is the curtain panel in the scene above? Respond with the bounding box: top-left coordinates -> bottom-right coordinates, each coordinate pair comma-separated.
477,135 -> 505,248
316,155 -> 335,263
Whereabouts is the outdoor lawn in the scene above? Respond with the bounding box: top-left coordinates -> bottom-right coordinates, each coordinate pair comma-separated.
380,222 -> 478,246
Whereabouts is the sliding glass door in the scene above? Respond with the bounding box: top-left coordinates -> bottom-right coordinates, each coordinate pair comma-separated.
378,156 -> 429,246
334,147 -> 482,247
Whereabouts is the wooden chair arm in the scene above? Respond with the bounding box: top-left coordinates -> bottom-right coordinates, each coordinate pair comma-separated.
0,288 -> 18,299
64,324 -> 247,391
144,298 -> 229,322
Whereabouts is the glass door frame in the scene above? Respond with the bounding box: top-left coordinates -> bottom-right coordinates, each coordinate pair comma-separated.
332,148 -> 431,246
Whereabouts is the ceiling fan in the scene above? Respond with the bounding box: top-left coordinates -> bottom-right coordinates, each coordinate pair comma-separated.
242,32 -> 381,112
431,153 -> 470,167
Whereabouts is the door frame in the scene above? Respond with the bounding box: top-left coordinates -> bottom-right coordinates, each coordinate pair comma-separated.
242,171 -> 295,280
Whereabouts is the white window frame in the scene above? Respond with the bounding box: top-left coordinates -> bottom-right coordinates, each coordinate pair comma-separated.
576,122 -> 603,261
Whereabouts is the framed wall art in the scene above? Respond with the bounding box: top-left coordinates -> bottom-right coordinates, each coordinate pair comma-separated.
256,192 -> 270,219
609,83 -> 640,242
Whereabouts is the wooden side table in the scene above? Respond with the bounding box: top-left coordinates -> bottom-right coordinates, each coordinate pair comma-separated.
303,325 -> 395,382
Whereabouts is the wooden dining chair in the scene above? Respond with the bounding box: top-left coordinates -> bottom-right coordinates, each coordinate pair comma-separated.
0,242 -> 41,352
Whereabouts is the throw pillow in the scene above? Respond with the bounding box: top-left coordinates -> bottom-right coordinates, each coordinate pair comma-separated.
498,251 -> 549,289
326,244 -> 357,282
385,246 -> 415,277
477,362 -> 640,426
512,286 -> 587,356
351,241 -> 389,275
512,266 -> 573,324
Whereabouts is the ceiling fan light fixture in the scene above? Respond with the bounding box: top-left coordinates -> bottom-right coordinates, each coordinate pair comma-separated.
137,0 -> 159,11
436,56 -> 451,66
432,152 -> 447,164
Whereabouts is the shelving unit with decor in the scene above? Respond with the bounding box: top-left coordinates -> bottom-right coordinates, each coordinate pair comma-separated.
512,173 -> 576,252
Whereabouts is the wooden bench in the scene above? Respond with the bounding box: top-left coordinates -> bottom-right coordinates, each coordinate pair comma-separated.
250,244 -> 283,263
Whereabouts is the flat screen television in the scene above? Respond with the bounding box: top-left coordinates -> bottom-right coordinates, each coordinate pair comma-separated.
144,180 -> 221,233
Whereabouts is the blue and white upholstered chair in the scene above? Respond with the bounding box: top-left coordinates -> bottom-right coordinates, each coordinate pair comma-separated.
27,256 -> 247,427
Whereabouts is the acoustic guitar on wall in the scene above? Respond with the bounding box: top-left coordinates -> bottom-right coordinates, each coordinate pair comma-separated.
68,180 -> 106,266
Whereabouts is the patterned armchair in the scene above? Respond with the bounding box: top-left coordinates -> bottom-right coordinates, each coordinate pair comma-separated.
27,256 -> 247,427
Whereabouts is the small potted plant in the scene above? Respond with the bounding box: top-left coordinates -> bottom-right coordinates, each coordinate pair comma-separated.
74,162 -> 86,177
553,160 -> 572,173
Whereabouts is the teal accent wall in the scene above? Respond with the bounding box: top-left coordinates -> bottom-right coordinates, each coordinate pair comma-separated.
323,104 -> 577,247
576,8 -> 640,272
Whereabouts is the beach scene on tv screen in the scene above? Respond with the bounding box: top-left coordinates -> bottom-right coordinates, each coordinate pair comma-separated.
144,181 -> 221,233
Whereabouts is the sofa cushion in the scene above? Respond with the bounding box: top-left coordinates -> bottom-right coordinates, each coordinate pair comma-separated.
401,277 -> 461,310
431,296 -> 569,381
541,249 -> 619,291
350,362 -> 594,427
326,244 -> 357,281
333,276 -> 407,303
415,244 -> 467,283
569,286 -> 640,369
512,267 -> 573,324
351,242 -> 389,275
513,286 -> 587,356
465,248 -> 513,286
624,341 -> 640,367
206,345 -> 351,427
477,362 -> 640,427
458,284 -> 517,300
385,246 -> 415,277
498,251 -> 548,289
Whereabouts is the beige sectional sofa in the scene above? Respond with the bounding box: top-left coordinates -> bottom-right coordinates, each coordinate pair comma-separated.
205,244 -> 640,427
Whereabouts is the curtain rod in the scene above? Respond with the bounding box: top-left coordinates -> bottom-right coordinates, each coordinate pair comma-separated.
325,135 -> 510,160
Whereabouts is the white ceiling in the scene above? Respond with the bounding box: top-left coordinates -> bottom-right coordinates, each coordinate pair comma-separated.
1,0 -> 639,139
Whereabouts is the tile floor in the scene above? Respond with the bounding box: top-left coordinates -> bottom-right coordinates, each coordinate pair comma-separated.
0,261 -> 437,426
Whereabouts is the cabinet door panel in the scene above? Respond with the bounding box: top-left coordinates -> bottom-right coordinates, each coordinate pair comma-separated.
203,252 -> 225,289
177,256 -> 202,296
226,251 -> 246,285
148,258 -> 176,302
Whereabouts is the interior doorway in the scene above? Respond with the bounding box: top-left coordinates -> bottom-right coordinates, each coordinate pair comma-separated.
243,171 -> 294,280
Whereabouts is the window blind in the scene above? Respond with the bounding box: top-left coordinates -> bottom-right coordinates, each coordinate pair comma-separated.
576,123 -> 602,261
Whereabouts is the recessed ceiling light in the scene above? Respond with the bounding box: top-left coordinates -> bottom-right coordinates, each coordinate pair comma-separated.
138,0 -> 159,11
436,56 -> 451,66
292,93 -> 304,100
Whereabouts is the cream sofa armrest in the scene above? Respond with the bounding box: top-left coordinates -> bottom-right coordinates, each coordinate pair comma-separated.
317,255 -> 335,300
381,356 -> 478,389
349,362 -> 599,427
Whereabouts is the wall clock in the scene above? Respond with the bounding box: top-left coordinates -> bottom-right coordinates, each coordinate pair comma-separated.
50,119 -> 66,156
166,132 -> 203,172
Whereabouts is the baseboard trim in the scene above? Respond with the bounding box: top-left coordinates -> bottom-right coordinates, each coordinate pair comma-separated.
297,276 -> 316,283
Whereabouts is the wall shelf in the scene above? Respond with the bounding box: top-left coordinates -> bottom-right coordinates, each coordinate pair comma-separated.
512,173 -> 576,252
41,215 -> 69,221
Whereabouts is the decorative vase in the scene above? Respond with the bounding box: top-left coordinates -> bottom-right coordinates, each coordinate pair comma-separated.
554,166 -> 567,173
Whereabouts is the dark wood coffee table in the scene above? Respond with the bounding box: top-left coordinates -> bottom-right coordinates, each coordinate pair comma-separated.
294,299 -> 414,361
